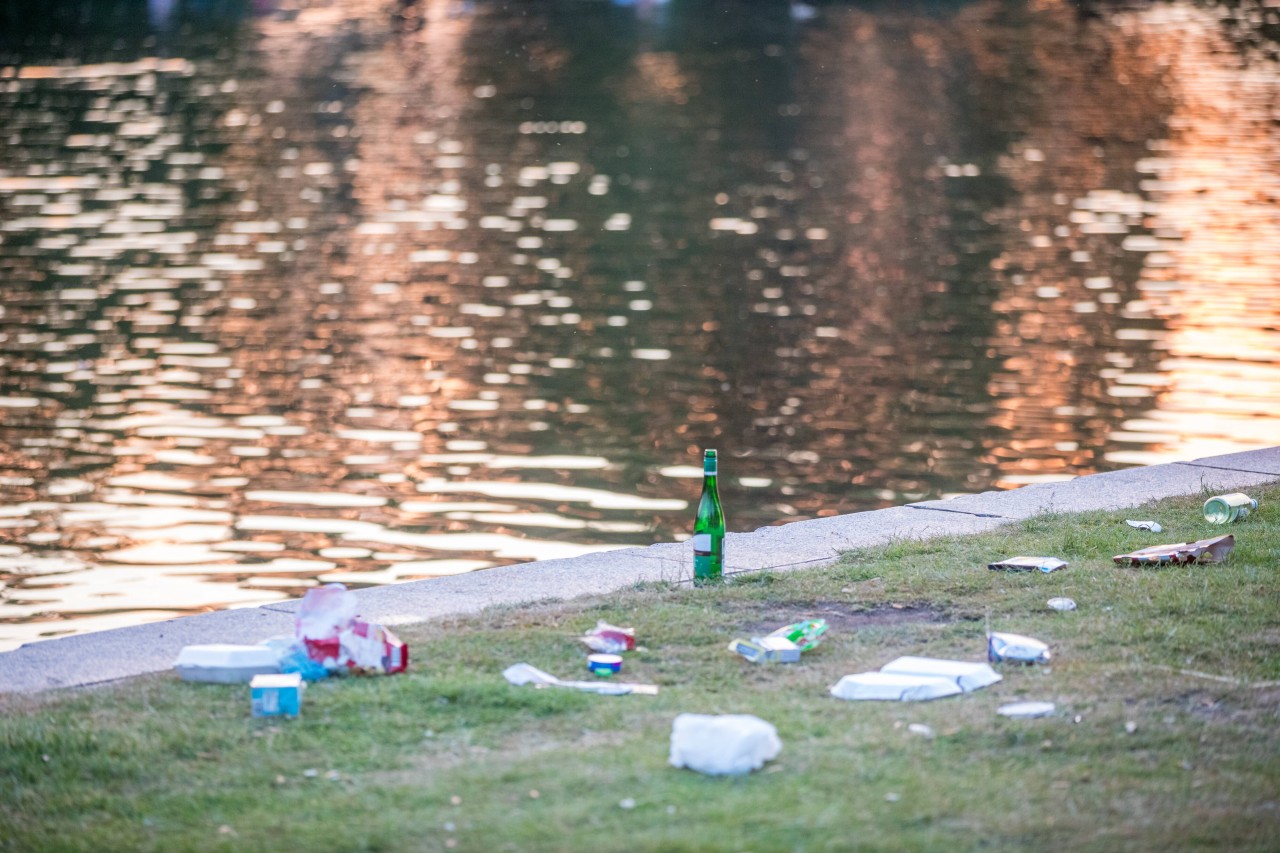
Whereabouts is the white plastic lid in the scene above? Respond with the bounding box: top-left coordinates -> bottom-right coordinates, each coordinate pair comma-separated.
174,644 -> 278,669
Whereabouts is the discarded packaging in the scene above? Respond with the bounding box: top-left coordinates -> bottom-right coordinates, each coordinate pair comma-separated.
174,644 -> 280,683
728,635 -> 800,664
263,636 -> 330,681
988,632 -> 1051,664
580,621 -> 636,654
297,583 -> 357,644
879,656 -> 1003,692
830,672 -> 963,702
1047,597 -> 1077,612
831,655 -> 1002,702
988,556 -> 1067,573
997,701 -> 1055,719
341,620 -> 409,675
1203,493 -> 1257,525
729,618 -> 826,663
503,662 -> 658,696
669,713 -> 781,776
1125,519 -> 1164,533
767,619 -> 828,651
251,672 -> 304,717
1112,534 -> 1234,566
587,653 -> 623,677
295,583 -> 408,675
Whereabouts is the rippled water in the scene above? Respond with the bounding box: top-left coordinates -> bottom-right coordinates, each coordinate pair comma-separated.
1,0 -> 1277,650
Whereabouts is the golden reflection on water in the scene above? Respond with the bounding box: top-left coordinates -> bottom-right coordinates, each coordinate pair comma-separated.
0,0 -> 1277,649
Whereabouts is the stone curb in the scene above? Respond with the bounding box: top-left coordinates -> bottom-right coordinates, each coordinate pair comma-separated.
2,447 -> 1277,694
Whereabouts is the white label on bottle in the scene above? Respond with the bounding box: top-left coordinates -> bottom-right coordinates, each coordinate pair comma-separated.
692,534 -> 712,553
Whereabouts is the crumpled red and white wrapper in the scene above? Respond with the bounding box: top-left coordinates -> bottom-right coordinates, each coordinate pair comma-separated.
296,583 -> 408,675
579,620 -> 636,654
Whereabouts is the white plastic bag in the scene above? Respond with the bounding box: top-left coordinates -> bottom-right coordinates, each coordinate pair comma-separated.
669,713 -> 781,776
296,583 -> 358,644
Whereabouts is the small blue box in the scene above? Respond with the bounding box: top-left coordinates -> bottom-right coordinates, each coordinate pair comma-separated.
251,673 -> 303,717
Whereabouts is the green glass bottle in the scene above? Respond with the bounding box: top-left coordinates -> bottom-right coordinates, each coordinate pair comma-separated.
1203,493 -> 1257,524
693,449 -> 725,583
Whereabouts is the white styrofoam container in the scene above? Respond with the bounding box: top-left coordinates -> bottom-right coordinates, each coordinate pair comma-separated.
174,644 -> 280,683
829,671 -> 964,702
878,656 -> 1003,692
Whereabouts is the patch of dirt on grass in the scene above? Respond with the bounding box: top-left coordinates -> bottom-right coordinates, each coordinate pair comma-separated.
1171,689 -> 1280,727
722,600 -> 954,634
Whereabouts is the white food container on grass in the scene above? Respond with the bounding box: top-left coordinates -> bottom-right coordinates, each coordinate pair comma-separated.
174,644 -> 280,683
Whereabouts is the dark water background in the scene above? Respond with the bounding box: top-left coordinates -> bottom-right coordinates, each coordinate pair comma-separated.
1,0 -> 1278,648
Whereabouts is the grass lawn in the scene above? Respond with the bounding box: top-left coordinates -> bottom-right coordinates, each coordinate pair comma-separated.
3,486 -> 1279,852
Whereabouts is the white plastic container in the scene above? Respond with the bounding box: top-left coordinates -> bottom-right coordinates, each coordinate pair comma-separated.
878,656 -> 1003,692
174,644 -> 280,683
829,672 -> 963,702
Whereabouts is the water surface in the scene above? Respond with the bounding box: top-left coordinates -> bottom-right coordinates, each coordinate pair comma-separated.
1,0 -> 1278,649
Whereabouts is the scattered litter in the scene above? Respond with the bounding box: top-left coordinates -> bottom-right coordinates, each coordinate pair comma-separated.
587,653 -> 623,677
503,662 -> 658,695
729,618 -> 827,663
768,619 -> 829,651
997,701 -> 1055,718
831,656 -> 1002,702
1125,720 -> 1138,734
1113,534 -> 1234,566
988,632 -> 1051,664
342,620 -> 409,675
830,672 -> 962,702
174,644 -> 280,683
251,673 -> 303,717
907,723 -> 936,739
294,583 -> 408,676
879,656 -> 1003,691
988,556 -> 1067,573
1047,597 -> 1077,612
263,635 -> 329,681
728,635 -> 800,664
580,621 -> 636,654
1125,519 -> 1163,533
669,713 -> 781,776
296,582 -> 356,645
1203,493 -> 1257,525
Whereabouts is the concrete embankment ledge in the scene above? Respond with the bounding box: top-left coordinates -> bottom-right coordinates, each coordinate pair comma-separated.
3,447 -> 1278,694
